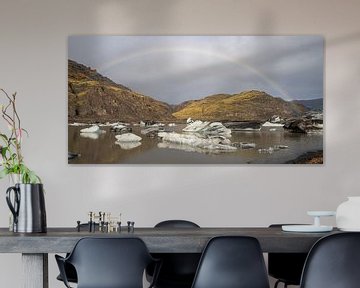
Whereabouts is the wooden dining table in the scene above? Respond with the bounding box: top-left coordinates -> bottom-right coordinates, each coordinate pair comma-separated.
0,227 -> 339,288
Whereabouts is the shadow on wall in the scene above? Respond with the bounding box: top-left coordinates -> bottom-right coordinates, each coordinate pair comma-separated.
94,0 -> 180,32
327,31 -> 360,47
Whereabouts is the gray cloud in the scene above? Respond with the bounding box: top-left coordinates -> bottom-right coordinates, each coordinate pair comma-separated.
69,36 -> 323,104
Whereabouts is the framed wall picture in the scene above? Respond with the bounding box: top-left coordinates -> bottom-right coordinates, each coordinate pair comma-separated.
68,36 -> 323,164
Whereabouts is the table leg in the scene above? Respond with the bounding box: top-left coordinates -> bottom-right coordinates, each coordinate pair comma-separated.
22,253 -> 48,288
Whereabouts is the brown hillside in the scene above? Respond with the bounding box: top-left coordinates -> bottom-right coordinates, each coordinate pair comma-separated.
68,59 -> 175,123
173,91 -> 308,121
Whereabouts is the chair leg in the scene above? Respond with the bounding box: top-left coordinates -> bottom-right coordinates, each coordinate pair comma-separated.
274,280 -> 289,288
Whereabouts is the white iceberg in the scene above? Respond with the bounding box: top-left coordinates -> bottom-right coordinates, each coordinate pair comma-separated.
115,133 -> 142,142
182,120 -> 231,136
273,145 -> 289,150
109,122 -> 120,126
115,141 -> 142,150
80,125 -> 101,133
69,122 -> 87,126
262,121 -> 284,127
183,120 -> 210,132
158,132 -> 236,151
112,124 -> 127,130
141,127 -> 160,135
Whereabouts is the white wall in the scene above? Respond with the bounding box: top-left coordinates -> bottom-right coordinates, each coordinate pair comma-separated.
0,0 -> 360,287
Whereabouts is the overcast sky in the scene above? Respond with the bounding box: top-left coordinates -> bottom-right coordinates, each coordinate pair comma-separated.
68,36 -> 323,104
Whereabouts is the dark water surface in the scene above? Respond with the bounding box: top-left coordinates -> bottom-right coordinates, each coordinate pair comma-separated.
68,125 -> 323,164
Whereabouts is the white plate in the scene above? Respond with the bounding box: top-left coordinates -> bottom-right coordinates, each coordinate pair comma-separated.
307,211 -> 336,217
282,225 -> 333,232
338,227 -> 360,232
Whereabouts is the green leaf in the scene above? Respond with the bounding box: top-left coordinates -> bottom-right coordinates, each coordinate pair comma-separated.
1,146 -> 8,157
18,164 -> 41,184
21,128 -> 29,137
0,168 -> 9,179
0,133 -> 8,141
28,171 -> 41,184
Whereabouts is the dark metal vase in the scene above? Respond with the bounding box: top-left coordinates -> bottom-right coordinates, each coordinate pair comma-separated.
6,183 -> 47,233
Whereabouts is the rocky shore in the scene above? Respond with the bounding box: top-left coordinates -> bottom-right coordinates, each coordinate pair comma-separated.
285,150 -> 323,164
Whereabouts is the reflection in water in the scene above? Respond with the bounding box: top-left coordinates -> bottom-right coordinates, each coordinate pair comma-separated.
80,132 -> 101,140
157,142 -> 233,154
68,125 -> 323,164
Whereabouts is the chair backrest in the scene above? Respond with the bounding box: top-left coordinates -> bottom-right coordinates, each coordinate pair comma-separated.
151,220 -> 201,286
155,220 -> 200,228
268,224 -> 308,285
300,232 -> 360,288
191,236 -> 270,288
67,237 -> 154,288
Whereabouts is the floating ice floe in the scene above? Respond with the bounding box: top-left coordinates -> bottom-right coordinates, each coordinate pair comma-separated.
158,132 -> 236,151
146,123 -> 163,128
115,133 -> 142,142
69,122 -> 87,126
141,127 -> 163,136
274,145 -> 288,150
183,119 -> 231,136
110,124 -> 132,133
284,112 -> 323,133
223,121 -> 261,131
262,121 -> 285,127
109,122 -> 120,126
183,120 -> 210,132
80,125 -> 106,139
68,152 -> 80,160
113,124 -> 126,130
115,141 -> 142,150
69,122 -> 89,126
80,125 -> 101,133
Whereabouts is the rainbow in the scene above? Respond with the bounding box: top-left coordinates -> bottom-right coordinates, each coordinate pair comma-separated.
98,47 -> 291,100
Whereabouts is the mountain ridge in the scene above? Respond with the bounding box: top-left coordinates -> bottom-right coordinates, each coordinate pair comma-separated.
292,98 -> 323,111
68,59 -> 309,123
68,60 -> 175,123
172,91 -> 308,121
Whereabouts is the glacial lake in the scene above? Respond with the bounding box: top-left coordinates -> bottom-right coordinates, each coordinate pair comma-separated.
68,124 -> 323,164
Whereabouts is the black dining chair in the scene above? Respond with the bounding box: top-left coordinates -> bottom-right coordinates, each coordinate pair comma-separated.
146,220 -> 201,288
191,236 -> 270,288
300,232 -> 360,288
56,223 -> 99,284
55,237 -> 161,288
268,224 -> 308,288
